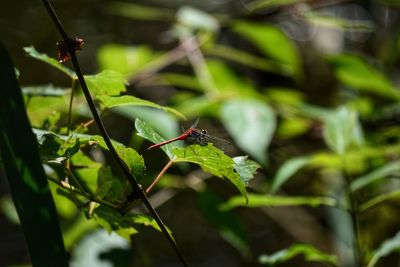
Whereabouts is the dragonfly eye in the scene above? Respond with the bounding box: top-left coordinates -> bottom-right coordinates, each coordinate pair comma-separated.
201,129 -> 207,134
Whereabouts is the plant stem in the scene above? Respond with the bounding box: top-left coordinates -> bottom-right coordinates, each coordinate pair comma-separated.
342,158 -> 361,267
40,1 -> 188,266
146,158 -> 175,194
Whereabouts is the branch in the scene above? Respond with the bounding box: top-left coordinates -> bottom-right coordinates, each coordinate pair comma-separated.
40,1 -> 188,266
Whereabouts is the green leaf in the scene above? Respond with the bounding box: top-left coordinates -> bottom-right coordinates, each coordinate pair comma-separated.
220,99 -> 276,164
89,135 -> 146,180
173,144 -> 249,201
85,70 -> 127,96
106,2 -> 173,21
23,46 -> 75,78
359,189 -> 400,212
246,0 -> 302,11
367,231 -> 400,267
322,106 -> 363,155
93,206 -> 169,240
270,156 -> 311,193
350,160 -> 400,192
38,134 -> 80,164
233,21 -> 300,77
135,118 -> 177,159
176,6 -> 219,33
328,54 -> 399,99
198,189 -> 250,257
220,193 -> 336,211
96,166 -> 127,203
97,44 -> 158,75
233,156 -> 260,186
97,95 -> 185,119
114,106 -> 181,141
0,44 -> 68,266
22,85 -> 69,97
259,243 -> 338,266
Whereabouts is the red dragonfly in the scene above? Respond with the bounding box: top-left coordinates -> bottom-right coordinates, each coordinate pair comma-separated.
147,120 -> 228,150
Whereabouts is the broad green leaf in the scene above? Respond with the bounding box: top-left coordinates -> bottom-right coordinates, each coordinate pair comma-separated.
0,44 -> 68,266
71,150 -> 102,193
173,144 -> 248,201
85,70 -> 127,96
233,21 -> 300,77
176,6 -> 219,33
351,160 -> 400,191
38,134 -> 80,164
322,106 -> 363,155
89,135 -> 146,179
220,193 -> 336,211
367,231 -> 400,267
97,44 -> 157,75
328,54 -> 400,99
96,166 -> 127,203
198,189 -> 250,257
22,85 -> 69,97
135,118 -> 177,159
23,46 -> 75,78
270,156 -> 311,193
233,156 -> 260,186
114,106 -> 180,141
97,95 -> 185,119
259,243 -> 338,266
50,183 -> 78,219
220,99 -> 276,164
93,206 -> 168,240
26,95 -> 67,127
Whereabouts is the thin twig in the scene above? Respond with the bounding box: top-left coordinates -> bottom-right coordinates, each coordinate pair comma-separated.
146,158 -> 175,194
40,1 -> 188,266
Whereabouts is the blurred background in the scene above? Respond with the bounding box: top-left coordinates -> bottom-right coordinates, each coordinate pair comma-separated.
2,0 -> 400,266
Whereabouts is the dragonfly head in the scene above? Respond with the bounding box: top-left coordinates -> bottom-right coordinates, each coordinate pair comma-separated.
200,129 -> 207,135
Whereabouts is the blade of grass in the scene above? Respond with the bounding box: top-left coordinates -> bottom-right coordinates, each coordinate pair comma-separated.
0,44 -> 68,267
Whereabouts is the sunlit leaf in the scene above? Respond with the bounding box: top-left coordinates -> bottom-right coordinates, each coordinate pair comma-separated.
328,54 -> 400,99
233,156 -> 260,186
322,106 -> 363,155
173,144 -> 248,201
26,96 -> 67,127
135,118 -> 177,159
367,231 -> 400,267
85,70 -> 127,96
96,166 -> 127,203
97,44 -> 158,75
97,95 -> 185,119
89,135 -> 146,180
220,99 -> 276,164
23,46 -> 75,78
176,6 -> 219,33
259,243 -> 338,266
270,156 -> 311,193
220,193 -> 336,211
233,21 -> 300,77
351,160 -> 400,191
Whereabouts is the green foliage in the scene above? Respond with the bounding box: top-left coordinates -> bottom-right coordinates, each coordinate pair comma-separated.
85,70 -> 127,96
220,99 -> 276,164
259,243 -> 338,266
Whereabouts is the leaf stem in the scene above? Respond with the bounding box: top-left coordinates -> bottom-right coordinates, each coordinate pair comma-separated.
40,1 -> 188,266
